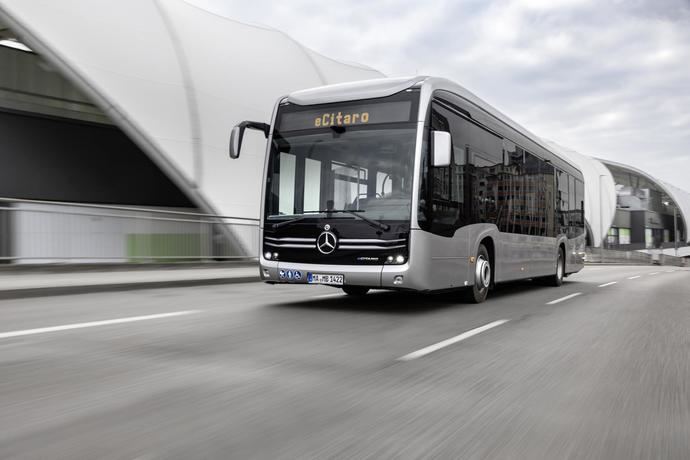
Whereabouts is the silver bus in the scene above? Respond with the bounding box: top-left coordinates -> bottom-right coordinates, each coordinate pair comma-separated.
229,76 -> 585,302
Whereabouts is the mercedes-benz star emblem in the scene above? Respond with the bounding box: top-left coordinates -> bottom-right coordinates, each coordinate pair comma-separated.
316,231 -> 337,255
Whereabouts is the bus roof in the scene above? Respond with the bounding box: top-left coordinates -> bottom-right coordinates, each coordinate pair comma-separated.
287,76 -> 425,106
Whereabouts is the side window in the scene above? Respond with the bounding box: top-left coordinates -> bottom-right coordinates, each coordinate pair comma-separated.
466,125 -> 503,226
542,160 -> 556,238
515,151 -> 556,237
500,142 -> 524,234
523,152 -> 544,236
568,175 -> 576,237
556,170 -> 569,235
574,179 -> 585,236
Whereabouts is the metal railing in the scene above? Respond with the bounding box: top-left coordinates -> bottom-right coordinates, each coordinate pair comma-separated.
585,247 -> 686,267
0,197 -> 260,264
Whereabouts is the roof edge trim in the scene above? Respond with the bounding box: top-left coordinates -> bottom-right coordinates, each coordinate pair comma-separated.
287,76 -> 426,105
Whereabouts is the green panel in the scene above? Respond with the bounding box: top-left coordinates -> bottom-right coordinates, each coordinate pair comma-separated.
126,233 -> 210,262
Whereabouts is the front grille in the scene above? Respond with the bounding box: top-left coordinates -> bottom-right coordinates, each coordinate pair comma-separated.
264,236 -> 315,249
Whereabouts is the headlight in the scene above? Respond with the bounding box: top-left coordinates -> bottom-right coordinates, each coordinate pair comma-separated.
385,255 -> 406,264
264,251 -> 272,260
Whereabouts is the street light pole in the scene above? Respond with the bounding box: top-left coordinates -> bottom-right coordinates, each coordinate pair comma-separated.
599,174 -> 605,261
674,204 -> 678,257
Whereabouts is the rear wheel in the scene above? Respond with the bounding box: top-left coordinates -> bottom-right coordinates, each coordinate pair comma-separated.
467,244 -> 491,303
342,286 -> 369,296
545,247 -> 565,287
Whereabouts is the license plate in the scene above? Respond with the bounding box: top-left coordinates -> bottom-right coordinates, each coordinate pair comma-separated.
307,273 -> 344,285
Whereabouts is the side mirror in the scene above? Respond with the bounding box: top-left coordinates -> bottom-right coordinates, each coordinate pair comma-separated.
228,121 -> 271,159
432,130 -> 451,167
229,125 -> 243,159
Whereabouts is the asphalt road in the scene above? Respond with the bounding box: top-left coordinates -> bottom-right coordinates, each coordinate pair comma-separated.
1,265 -> 689,459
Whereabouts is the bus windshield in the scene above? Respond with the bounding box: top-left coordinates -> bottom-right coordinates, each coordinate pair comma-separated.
264,95 -> 418,223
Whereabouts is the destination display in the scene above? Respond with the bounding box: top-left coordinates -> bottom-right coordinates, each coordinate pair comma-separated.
278,100 -> 413,131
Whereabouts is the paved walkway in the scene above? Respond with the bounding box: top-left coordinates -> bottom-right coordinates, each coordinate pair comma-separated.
0,264 -> 260,298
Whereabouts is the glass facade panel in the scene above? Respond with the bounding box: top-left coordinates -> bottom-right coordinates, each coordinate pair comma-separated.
645,228 -> 654,248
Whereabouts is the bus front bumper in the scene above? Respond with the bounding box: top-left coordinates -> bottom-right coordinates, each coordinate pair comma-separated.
259,260 -> 418,290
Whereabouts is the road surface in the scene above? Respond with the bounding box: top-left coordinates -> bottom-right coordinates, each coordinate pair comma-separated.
1,265 -> 689,459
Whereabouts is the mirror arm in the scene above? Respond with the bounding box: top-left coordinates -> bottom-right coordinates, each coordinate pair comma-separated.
239,121 -> 270,138
229,120 -> 270,159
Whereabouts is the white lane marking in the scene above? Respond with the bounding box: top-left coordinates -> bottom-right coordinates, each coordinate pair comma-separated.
649,272 -> 659,276
598,281 -> 617,287
546,292 -> 582,305
665,270 -> 675,273
628,275 -> 641,280
0,310 -> 200,340
312,293 -> 345,299
397,319 -> 510,361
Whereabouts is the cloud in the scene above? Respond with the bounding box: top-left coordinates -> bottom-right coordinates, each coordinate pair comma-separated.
188,0 -> 690,190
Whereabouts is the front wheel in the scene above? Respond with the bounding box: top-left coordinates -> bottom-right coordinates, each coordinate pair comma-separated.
545,248 -> 565,287
466,244 -> 491,303
342,286 -> 369,296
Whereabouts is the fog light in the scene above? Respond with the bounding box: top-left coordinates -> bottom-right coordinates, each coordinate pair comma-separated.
393,275 -> 404,285
262,268 -> 270,278
395,255 -> 405,264
264,251 -> 272,260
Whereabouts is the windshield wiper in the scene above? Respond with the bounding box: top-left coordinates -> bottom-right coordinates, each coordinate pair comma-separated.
311,209 -> 390,232
271,215 -> 306,230
269,210 -> 390,232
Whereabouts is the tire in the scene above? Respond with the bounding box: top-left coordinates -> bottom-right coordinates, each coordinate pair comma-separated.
342,286 -> 369,296
545,247 -> 565,287
466,244 -> 491,303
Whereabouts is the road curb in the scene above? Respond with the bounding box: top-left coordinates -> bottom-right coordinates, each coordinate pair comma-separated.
0,276 -> 261,300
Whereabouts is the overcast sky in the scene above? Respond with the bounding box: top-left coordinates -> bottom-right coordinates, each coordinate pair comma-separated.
190,0 -> 690,190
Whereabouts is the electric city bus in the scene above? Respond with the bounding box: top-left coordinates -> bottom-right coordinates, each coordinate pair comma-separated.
229,76 -> 585,302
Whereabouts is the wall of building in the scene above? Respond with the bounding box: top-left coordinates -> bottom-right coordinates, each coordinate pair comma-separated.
0,110 -> 195,206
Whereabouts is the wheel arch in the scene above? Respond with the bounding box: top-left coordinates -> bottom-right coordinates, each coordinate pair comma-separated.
478,235 -> 495,287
